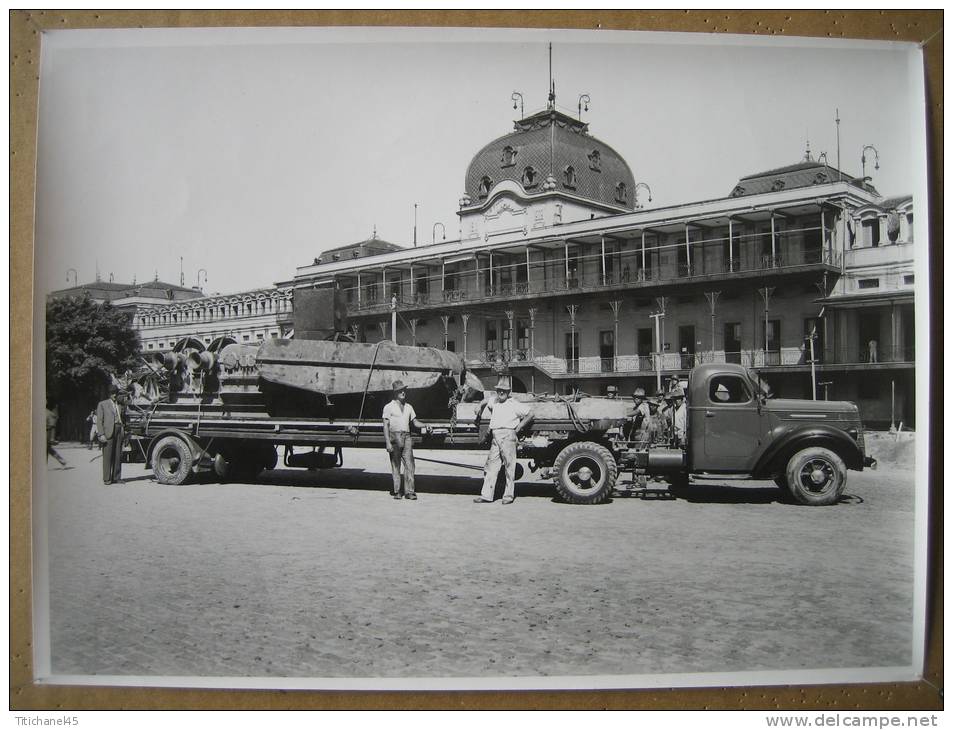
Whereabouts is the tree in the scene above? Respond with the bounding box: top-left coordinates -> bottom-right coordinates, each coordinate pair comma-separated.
45,294 -> 141,438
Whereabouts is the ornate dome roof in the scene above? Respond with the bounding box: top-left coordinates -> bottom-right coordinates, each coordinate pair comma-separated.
462,109 -> 635,213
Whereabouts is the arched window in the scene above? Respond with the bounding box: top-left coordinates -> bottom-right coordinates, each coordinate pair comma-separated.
478,176 -> 492,197
563,165 -> 576,189
771,179 -> 786,192
588,150 -> 601,171
501,146 -> 517,167
615,181 -> 627,203
522,166 -> 538,188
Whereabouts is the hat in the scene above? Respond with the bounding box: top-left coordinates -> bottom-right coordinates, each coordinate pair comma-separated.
392,380 -> 407,393
671,386 -> 685,399
632,387 -> 646,398
494,375 -> 512,392
606,385 -> 618,394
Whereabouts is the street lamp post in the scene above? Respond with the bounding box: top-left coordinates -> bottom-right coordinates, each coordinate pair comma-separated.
577,94 -> 590,120
634,182 -> 653,210
861,145 -> 880,181
511,91 -> 524,119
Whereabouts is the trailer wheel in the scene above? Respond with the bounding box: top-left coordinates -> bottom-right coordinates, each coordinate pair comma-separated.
552,441 -> 617,505
784,447 -> 846,506
151,435 -> 194,485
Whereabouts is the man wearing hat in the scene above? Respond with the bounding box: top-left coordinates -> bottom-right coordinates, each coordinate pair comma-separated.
382,380 -> 430,500
473,375 -> 534,504
629,387 -> 652,445
605,385 -> 619,399
670,386 -> 687,446
95,383 -> 125,485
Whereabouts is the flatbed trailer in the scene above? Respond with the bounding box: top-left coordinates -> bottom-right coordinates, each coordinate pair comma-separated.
125,336 -> 873,506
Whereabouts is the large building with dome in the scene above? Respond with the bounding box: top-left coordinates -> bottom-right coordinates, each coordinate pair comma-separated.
458,106 -> 637,241
289,96 -> 916,429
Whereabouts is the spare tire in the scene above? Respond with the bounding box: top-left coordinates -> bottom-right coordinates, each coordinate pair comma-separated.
552,441 -> 617,505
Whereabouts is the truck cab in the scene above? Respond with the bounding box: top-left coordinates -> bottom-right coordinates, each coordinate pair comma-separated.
684,362 -> 875,504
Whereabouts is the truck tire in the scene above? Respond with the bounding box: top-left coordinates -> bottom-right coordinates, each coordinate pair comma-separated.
553,441 -> 617,505
784,446 -> 846,506
151,435 -> 194,485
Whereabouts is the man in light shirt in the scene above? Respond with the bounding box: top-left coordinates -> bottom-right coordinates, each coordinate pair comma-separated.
473,375 -> 534,505
382,380 -> 430,500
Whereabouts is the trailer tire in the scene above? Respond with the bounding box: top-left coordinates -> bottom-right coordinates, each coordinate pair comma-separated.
151,435 -> 194,485
784,446 -> 846,506
553,441 -> 617,505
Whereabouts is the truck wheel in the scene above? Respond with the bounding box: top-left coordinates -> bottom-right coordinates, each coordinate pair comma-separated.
151,435 -> 194,485
553,441 -> 617,505
784,447 -> 846,506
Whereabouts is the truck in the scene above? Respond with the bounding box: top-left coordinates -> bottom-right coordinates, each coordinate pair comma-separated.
125,337 -> 875,506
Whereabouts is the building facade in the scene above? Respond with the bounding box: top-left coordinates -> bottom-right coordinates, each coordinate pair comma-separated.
132,286 -> 295,353
292,110 -> 917,429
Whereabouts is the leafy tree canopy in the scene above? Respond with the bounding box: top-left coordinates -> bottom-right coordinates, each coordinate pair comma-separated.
46,294 -> 141,403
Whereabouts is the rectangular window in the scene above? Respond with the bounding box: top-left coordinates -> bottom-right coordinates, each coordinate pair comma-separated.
485,321 -> 498,352
637,327 -> 653,357
858,278 -> 880,289
243,334 -> 251,342
516,319 -> 529,352
446,340 -> 456,352
724,322 -> 742,364
600,330 -> 615,372
147,343 -> 154,350
567,249 -> 580,287
862,219 -> 881,247
903,274 -> 915,285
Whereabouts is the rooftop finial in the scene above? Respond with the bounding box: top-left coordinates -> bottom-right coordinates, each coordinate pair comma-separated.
372,225 -> 377,240
547,42 -> 556,111
804,132 -> 813,162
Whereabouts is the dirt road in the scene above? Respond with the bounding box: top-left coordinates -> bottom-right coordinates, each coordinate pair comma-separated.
41,443 -> 917,681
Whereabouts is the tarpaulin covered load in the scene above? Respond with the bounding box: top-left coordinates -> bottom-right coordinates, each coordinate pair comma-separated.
255,338 -> 465,396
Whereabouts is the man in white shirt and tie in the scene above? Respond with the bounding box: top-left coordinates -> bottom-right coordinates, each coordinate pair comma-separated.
95,383 -> 125,485
382,380 -> 430,500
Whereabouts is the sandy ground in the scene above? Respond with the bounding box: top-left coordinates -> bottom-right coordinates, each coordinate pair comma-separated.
41,442 -> 917,681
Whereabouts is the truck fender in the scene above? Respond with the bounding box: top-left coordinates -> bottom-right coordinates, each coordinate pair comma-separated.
145,428 -> 206,465
753,425 -> 865,477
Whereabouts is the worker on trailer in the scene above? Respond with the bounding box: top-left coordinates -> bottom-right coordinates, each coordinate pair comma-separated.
473,375 -> 534,505
382,380 -> 431,501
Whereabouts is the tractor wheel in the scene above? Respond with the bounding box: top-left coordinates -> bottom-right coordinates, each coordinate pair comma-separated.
151,435 -> 194,485
552,441 -> 617,505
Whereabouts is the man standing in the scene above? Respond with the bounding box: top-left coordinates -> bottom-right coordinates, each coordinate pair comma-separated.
86,409 -> 97,449
473,376 -> 534,505
382,380 -> 430,500
96,384 -> 125,485
670,387 -> 687,446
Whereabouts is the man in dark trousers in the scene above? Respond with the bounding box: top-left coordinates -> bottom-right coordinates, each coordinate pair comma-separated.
96,384 -> 125,485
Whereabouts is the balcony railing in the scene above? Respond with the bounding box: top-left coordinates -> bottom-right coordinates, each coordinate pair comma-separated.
347,249 -> 841,315
462,343 -> 914,376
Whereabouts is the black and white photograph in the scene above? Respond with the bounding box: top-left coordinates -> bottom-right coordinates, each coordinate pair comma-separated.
30,24 -> 931,692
